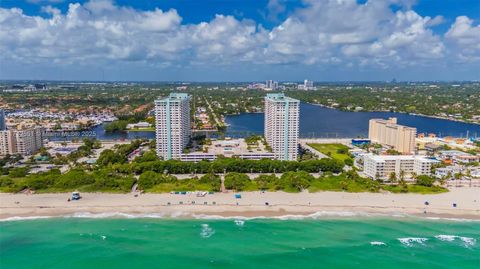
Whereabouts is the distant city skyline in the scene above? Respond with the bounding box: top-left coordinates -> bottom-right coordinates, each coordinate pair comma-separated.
1,0 -> 479,81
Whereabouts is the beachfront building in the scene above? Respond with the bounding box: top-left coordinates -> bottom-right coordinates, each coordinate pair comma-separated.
368,117 -> 417,154
0,109 -> 5,130
0,127 -> 44,156
155,93 -> 191,160
362,155 -> 439,180
264,93 -> 300,160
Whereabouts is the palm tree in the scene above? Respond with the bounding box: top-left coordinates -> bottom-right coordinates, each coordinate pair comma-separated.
466,169 -> 472,187
446,171 -> 453,180
411,172 -> 417,184
439,175 -> 447,186
399,170 -> 406,185
389,172 -> 397,183
454,172 -> 464,187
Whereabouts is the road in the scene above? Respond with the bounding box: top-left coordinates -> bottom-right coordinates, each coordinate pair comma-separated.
204,97 -> 224,128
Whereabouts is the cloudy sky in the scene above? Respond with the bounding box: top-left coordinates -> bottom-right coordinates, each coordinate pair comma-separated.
0,0 -> 479,81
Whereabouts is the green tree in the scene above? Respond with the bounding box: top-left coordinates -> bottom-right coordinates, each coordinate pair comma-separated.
97,149 -> 126,166
9,167 -> 29,178
280,171 -> 314,192
344,158 -> 353,166
134,151 -> 159,163
416,175 -> 435,187
199,173 -> 221,192
224,172 -> 251,191
55,169 -> 95,188
255,174 -> 277,190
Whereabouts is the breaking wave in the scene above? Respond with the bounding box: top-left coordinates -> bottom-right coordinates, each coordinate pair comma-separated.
398,237 -> 428,247
200,224 -> 215,238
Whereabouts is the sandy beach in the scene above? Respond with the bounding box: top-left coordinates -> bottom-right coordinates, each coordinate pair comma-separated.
1,188 -> 479,221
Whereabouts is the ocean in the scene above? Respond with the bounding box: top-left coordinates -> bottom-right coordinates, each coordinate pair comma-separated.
1,216 -> 478,269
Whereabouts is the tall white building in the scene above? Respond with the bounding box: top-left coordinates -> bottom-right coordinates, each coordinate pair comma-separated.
362,155 -> 438,180
304,79 -> 314,90
265,80 -> 278,91
264,93 -> 300,160
0,127 -> 44,156
298,80 -> 314,90
155,93 -> 191,160
0,109 -> 5,130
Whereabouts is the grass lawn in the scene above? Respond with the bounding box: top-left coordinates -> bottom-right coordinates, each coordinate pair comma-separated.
308,175 -> 380,193
383,184 -> 448,194
147,182 -> 218,193
308,143 -> 352,162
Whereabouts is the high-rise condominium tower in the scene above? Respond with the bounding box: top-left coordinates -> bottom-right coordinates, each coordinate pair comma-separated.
264,93 -> 300,160
155,93 -> 191,160
0,109 -> 5,130
265,80 -> 278,91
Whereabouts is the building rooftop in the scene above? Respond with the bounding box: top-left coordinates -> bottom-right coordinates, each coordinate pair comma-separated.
370,117 -> 416,130
366,155 -> 439,163
265,93 -> 299,103
155,93 -> 190,103
439,150 -> 474,156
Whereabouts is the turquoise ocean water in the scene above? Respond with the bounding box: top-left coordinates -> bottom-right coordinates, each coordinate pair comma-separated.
0,216 -> 479,269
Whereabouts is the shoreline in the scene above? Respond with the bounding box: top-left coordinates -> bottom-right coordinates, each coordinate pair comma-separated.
306,102 -> 480,126
1,189 -> 479,221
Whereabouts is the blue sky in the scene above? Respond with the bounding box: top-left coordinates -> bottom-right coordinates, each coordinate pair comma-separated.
0,0 -> 479,81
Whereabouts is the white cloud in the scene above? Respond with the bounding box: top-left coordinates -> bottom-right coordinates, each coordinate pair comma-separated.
263,0 -> 445,67
445,16 -> 480,62
446,16 -> 480,45
266,0 -> 287,22
427,15 -> 445,27
0,0 -> 478,74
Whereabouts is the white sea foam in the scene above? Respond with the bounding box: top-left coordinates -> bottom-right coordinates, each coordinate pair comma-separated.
434,235 -> 477,248
370,241 -> 386,246
193,214 -> 265,220
398,237 -> 428,247
425,217 -> 480,222
1,210 -> 478,222
66,212 -> 139,219
275,211 -> 358,220
101,235 -> 107,240
200,224 -> 215,238
0,211 -> 405,222
435,235 -> 457,242
0,215 -> 53,222
234,219 -> 245,227
459,237 -> 476,248
62,211 -> 189,219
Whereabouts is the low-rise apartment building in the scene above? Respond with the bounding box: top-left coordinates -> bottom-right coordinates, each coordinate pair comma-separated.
438,150 -> 479,164
362,155 -> 439,180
